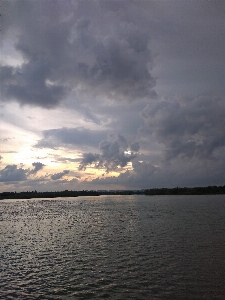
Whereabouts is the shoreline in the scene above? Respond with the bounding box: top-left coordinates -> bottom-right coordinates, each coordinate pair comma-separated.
1,185 -> 225,200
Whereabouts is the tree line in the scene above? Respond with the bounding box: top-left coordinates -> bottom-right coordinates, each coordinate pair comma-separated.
0,185 -> 225,200
145,185 -> 225,195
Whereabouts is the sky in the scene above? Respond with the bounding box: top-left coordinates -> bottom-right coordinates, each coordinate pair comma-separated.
1,0 -> 225,192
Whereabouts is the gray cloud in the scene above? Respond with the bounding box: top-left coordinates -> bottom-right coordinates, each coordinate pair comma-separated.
86,154 -> 225,190
78,153 -> 100,169
0,165 -> 27,182
2,0 -> 224,107
51,170 -> 70,180
34,127 -> 107,149
1,1 -> 225,190
51,155 -> 81,164
130,142 -> 140,152
82,159 -> 157,189
1,175 -> 79,193
28,162 -> 45,175
140,94 -> 225,161
79,134 -> 139,172
0,137 -> 12,142
1,65 -> 67,109
0,151 -> 18,154
1,1 -> 156,108
132,160 -> 156,177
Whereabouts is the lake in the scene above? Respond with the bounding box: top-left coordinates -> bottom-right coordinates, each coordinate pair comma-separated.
1,195 -> 225,299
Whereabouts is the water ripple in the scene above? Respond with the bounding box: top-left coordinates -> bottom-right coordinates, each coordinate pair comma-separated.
1,195 -> 225,299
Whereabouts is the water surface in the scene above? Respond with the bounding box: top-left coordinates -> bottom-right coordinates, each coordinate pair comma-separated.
1,195 -> 225,299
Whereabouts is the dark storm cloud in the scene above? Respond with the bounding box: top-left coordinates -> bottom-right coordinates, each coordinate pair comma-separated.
1,65 -> 67,108
146,1 -> 225,97
87,153 -> 225,190
79,134 -> 139,172
1,0 -> 224,106
51,170 -> 69,180
34,127 -> 107,149
0,165 -> 27,182
84,160 -> 157,189
28,162 -> 45,175
130,142 -> 140,152
1,0 -> 156,108
140,94 -> 225,161
132,160 -> 156,177
79,153 -> 100,169
1,1 -> 225,190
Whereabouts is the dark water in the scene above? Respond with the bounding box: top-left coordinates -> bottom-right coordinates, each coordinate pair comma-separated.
1,195 -> 225,299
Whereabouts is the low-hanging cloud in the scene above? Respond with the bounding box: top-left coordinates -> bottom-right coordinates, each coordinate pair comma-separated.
51,170 -> 70,180
0,165 -> 27,182
82,159 -> 157,190
79,134 -> 139,172
28,162 -> 45,175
